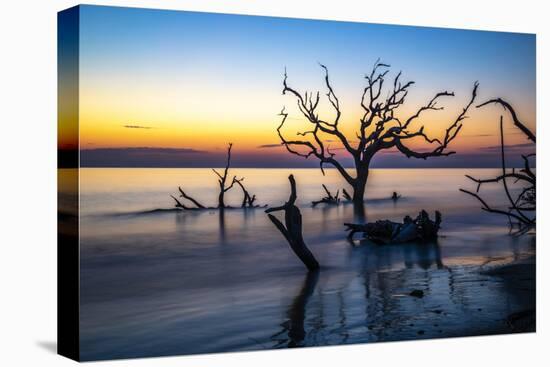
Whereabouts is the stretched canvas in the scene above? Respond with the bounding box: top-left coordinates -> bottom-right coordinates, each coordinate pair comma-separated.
58,5 -> 536,361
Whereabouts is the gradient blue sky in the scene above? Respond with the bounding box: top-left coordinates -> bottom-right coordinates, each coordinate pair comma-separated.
70,5 -> 536,167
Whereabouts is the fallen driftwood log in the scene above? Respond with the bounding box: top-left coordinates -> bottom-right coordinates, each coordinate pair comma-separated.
344,210 -> 442,243
266,175 -> 320,271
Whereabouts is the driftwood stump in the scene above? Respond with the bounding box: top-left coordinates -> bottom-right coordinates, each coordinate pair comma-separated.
266,175 -> 320,271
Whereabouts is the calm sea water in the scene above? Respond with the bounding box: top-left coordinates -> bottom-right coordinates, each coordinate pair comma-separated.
62,168 -> 535,360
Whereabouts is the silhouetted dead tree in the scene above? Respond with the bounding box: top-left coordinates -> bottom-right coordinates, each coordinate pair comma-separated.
460,100 -> 535,234
266,175 -> 320,271
278,60 -> 479,209
312,184 -> 340,207
213,143 -> 239,209
391,191 -> 401,201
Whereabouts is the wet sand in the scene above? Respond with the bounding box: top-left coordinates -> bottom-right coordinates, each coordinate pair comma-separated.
483,254 -> 536,332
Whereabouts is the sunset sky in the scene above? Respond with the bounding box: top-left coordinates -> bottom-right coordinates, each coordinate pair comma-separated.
60,5 -> 536,168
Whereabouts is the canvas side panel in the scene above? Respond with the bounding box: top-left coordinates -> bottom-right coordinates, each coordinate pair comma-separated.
57,5 -> 80,362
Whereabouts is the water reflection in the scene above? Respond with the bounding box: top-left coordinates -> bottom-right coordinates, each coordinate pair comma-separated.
218,210 -> 226,243
352,239 -> 445,271
77,168 -> 535,360
353,202 -> 366,223
272,271 -> 319,348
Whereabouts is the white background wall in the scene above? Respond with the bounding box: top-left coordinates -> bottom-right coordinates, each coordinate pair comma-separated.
0,0 -> 548,366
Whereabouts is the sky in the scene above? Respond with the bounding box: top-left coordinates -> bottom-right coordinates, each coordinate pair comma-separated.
59,5 -> 536,168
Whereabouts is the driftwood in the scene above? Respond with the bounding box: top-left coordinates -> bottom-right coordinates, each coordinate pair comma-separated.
171,192 -> 208,210
170,186 -> 209,211
345,210 -> 442,244
461,99 -> 535,234
342,188 -> 352,201
277,60 -> 478,207
312,185 -> 340,207
266,175 -> 320,271
233,177 -> 266,208
171,143 -> 265,210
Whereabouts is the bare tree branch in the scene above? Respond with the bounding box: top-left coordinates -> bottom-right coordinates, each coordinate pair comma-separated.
461,103 -> 536,233
459,188 -> 528,224
477,98 -> 536,143
178,187 -> 205,208
393,81 -> 479,159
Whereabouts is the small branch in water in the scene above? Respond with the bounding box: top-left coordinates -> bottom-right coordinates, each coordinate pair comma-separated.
312,184 -> 340,207
178,187 -> 205,208
171,195 -> 204,210
233,177 -> 267,208
342,188 -> 352,201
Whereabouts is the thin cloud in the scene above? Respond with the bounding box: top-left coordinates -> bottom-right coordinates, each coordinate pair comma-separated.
82,147 -> 206,154
123,125 -> 154,129
258,143 -> 283,148
80,147 -> 209,167
480,142 -> 535,152
462,133 -> 493,137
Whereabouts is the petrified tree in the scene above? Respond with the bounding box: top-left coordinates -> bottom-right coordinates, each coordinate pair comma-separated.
311,184 -> 340,207
266,175 -> 320,271
460,99 -> 535,234
278,60 -> 478,209
345,210 -> 442,243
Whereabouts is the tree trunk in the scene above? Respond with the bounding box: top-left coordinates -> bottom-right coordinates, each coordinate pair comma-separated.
352,166 -> 369,207
218,184 -> 225,209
